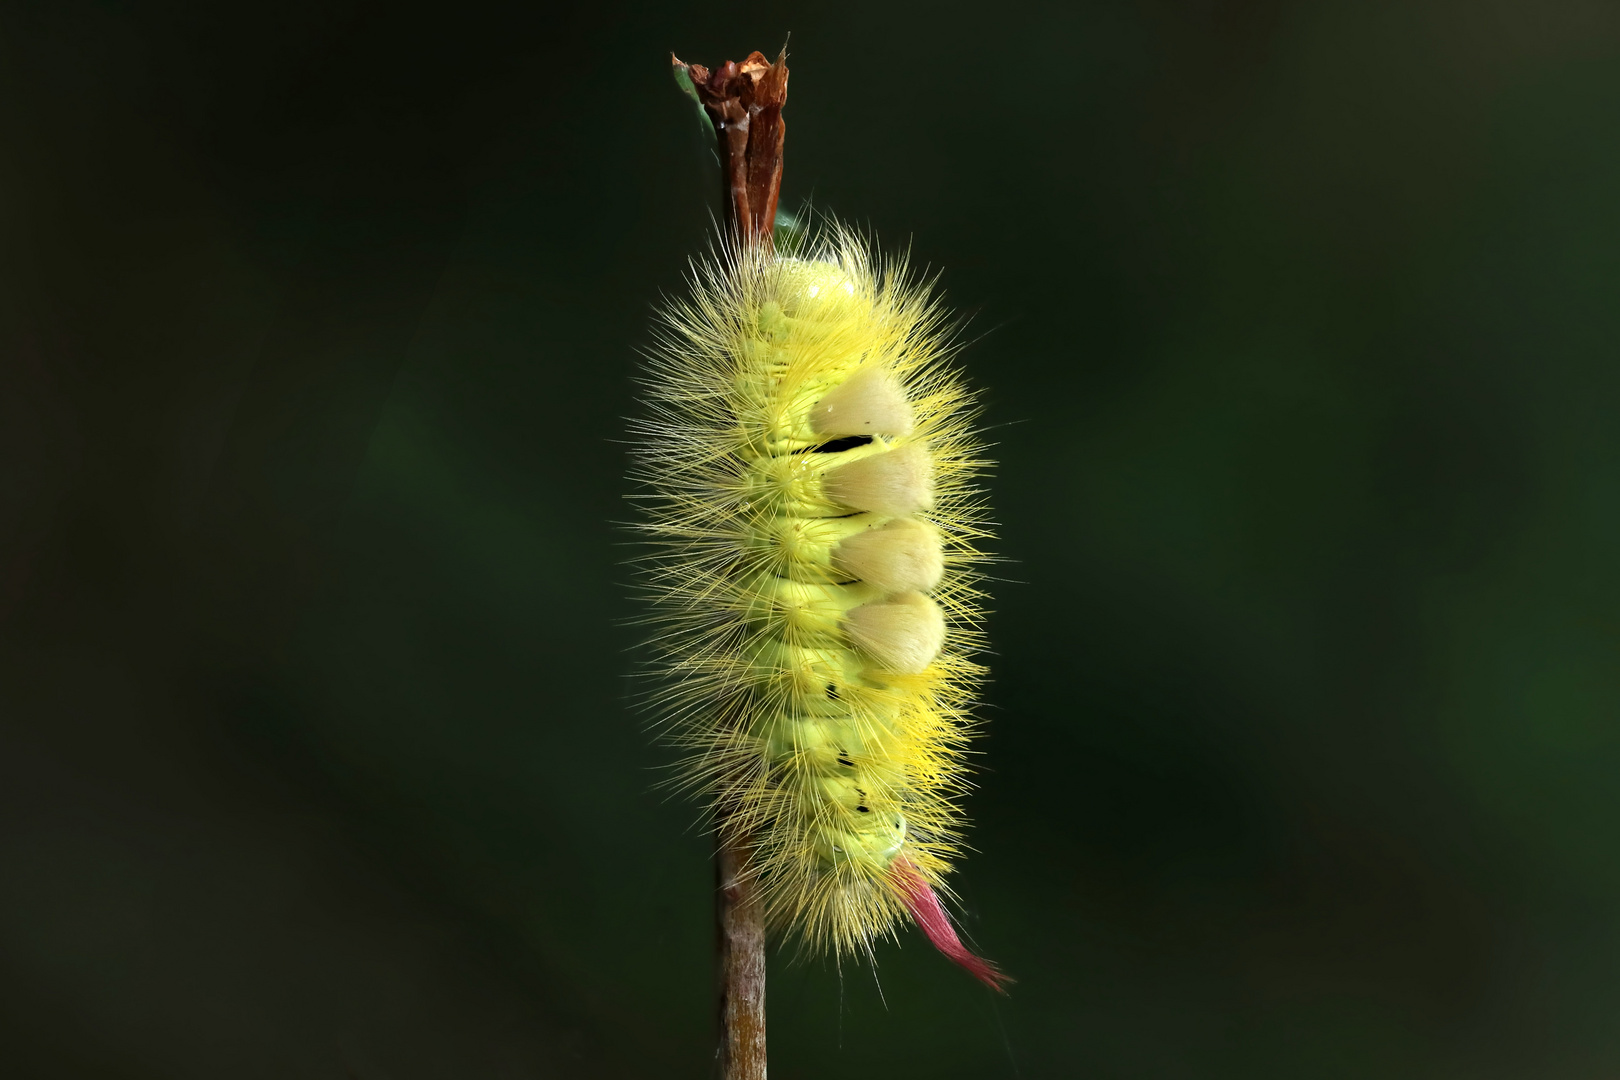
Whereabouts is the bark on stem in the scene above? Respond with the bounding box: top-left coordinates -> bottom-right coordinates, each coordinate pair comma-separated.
716,838 -> 766,1080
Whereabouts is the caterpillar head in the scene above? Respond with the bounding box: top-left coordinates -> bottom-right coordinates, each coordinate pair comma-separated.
775,257 -> 862,320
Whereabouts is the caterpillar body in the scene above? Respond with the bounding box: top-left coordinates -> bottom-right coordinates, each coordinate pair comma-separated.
633,228 -> 1007,989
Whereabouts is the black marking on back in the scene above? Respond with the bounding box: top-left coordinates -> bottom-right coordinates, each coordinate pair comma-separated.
793,434 -> 874,455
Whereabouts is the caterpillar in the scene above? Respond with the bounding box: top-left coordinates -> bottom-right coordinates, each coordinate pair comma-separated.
631,225 -> 1007,991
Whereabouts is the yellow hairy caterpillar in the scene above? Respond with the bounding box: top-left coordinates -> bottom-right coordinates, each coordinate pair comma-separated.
630,222 -> 1007,990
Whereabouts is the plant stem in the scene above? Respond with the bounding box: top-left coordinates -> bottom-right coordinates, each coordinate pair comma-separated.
716,838 -> 766,1080
671,46 -> 790,1079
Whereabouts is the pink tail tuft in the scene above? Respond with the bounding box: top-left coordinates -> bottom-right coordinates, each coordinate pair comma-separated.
893,859 -> 1013,993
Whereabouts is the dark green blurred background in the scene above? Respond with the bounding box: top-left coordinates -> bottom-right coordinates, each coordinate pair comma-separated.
3,1 -> 1619,1076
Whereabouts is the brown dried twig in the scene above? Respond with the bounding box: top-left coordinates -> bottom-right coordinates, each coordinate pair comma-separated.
671,49 -> 789,247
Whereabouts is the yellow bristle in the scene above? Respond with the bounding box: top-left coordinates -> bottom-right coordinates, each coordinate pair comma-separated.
630,222 -> 993,966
